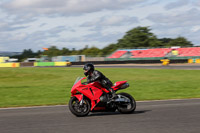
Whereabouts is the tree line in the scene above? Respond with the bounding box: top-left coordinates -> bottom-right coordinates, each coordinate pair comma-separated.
12,26 -> 193,61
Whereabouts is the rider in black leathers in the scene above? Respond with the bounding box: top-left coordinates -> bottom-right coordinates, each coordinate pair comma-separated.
83,63 -> 116,98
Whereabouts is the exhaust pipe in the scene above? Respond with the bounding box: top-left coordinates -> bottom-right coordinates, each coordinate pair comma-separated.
119,83 -> 129,90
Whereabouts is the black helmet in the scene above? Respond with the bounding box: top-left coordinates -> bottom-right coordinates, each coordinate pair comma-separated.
83,63 -> 94,76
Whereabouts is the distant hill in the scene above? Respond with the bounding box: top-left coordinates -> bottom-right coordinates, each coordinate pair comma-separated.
0,51 -> 22,57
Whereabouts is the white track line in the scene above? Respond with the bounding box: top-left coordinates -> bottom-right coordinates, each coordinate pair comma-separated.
0,105 -> 67,110
0,98 -> 200,110
136,98 -> 200,103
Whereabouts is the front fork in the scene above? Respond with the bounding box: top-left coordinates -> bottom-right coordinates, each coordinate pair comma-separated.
74,94 -> 83,103
79,94 -> 84,106
73,94 -> 95,110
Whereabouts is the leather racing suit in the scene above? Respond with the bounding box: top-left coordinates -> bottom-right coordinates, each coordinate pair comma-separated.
86,70 -> 113,92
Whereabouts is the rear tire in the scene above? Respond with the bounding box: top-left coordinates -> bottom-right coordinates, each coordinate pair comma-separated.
117,93 -> 136,114
69,96 -> 90,117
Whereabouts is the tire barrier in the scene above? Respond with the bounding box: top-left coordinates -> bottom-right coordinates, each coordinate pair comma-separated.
20,62 -> 34,67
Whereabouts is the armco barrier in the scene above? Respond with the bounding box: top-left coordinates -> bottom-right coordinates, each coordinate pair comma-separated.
0,63 -> 20,67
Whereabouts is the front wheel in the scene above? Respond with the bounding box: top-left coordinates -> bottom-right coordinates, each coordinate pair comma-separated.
117,93 -> 136,114
69,96 -> 90,117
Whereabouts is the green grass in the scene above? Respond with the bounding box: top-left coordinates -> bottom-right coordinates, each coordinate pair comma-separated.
0,67 -> 200,108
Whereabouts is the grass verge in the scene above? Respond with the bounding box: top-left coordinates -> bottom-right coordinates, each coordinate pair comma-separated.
0,67 -> 200,108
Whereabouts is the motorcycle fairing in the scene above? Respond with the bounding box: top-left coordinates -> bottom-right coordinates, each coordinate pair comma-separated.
112,81 -> 127,91
71,78 -> 104,110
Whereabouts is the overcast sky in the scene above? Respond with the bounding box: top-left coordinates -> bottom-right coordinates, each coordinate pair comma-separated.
0,0 -> 200,52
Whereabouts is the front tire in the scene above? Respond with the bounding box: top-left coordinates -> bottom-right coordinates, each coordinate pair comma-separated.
117,93 -> 136,114
69,96 -> 90,117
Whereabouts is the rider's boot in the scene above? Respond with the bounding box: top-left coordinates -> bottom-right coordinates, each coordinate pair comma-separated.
109,88 -> 117,99
107,88 -> 117,104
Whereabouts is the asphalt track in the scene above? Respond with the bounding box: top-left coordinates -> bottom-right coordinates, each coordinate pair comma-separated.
1,99 -> 200,133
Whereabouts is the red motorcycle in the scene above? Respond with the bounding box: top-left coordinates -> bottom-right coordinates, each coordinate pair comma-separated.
69,77 -> 136,117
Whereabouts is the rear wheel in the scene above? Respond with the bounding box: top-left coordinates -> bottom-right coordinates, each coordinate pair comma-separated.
117,93 -> 136,114
69,96 -> 90,117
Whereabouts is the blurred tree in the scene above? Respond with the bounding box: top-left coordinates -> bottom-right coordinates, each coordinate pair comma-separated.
35,50 -> 42,58
166,37 -> 193,47
82,46 -> 101,57
61,48 -> 71,55
43,46 -> 62,57
11,49 -> 39,61
116,26 -> 162,48
77,45 -> 89,55
70,48 -> 78,55
101,44 -> 118,56
159,38 -> 173,44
